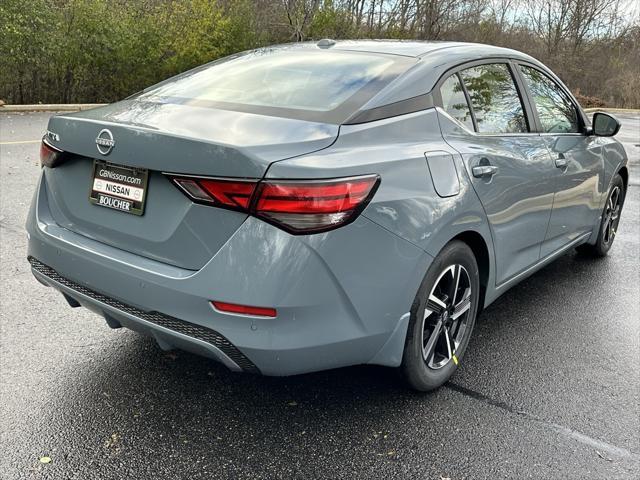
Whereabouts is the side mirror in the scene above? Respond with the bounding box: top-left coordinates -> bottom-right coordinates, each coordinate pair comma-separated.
592,112 -> 621,137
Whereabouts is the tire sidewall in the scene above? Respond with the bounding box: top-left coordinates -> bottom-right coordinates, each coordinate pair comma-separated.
596,174 -> 626,255
402,240 -> 480,391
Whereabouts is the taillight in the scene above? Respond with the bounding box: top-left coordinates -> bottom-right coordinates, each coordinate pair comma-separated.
172,177 -> 257,211
254,176 -> 379,233
168,174 -> 379,234
40,139 -> 65,168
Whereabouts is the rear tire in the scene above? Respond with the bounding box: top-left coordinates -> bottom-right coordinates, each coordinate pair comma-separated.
577,173 -> 625,257
401,240 -> 480,392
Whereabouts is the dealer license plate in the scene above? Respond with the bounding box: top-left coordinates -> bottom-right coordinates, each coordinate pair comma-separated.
89,160 -> 149,216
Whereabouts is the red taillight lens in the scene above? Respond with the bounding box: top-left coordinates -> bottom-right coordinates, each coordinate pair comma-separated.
199,179 -> 256,209
256,180 -> 375,213
171,177 -> 258,211
40,140 -> 64,168
168,174 -> 379,234
212,301 -> 277,318
255,176 -> 379,233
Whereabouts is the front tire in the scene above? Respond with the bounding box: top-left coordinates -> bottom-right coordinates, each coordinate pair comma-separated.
401,240 -> 480,392
577,173 -> 625,257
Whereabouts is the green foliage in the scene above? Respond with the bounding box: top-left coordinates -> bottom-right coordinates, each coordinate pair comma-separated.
0,0 -> 638,107
157,0 -> 261,76
0,0 -> 274,103
307,0 -> 356,39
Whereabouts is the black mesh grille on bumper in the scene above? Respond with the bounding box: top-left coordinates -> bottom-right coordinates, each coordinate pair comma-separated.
28,256 -> 260,374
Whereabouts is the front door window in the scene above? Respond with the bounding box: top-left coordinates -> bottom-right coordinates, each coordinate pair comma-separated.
519,66 -> 580,134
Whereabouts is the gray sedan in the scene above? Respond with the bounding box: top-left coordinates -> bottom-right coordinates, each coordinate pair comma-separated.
27,40 -> 628,390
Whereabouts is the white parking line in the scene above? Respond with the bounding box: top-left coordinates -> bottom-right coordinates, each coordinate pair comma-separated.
0,140 -> 41,145
447,382 -> 639,461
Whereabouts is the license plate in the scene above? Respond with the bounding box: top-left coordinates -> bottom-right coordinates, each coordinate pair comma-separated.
89,160 -> 149,216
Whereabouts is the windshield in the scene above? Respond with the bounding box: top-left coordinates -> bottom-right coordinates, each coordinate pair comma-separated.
137,48 -> 413,123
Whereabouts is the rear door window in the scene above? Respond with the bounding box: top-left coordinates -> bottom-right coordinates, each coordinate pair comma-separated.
519,66 -> 580,133
439,74 -> 474,130
459,63 -> 529,134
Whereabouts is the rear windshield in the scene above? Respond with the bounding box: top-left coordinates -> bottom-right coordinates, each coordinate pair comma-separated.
137,48 -> 413,123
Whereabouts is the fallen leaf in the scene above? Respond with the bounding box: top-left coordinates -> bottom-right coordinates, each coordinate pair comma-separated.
105,432 -> 121,450
595,450 -> 613,462
287,401 -> 298,406
39,456 -> 51,464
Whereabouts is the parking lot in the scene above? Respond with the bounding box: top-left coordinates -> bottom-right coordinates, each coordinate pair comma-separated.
1,111 -> 638,479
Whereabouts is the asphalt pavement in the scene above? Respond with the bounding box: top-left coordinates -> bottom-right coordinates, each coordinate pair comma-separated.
1,111 -> 638,479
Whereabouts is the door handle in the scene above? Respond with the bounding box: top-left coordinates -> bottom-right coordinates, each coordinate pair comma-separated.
472,165 -> 499,178
555,157 -> 568,169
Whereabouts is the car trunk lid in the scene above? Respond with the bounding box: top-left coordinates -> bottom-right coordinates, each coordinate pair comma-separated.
42,101 -> 339,270
48,100 -> 338,176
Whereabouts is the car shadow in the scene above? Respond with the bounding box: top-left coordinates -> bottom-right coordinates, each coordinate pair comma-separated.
23,249 -> 621,477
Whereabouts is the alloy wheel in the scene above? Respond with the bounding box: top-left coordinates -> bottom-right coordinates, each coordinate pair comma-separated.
603,185 -> 622,246
421,264 -> 472,369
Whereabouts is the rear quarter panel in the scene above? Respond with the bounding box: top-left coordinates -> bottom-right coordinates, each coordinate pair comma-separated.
267,109 -> 497,306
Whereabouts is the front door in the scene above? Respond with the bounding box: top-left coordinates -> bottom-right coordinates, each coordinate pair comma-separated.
516,64 -> 604,257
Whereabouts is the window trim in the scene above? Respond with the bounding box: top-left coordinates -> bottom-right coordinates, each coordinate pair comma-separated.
457,72 -> 478,132
433,58 -> 536,137
345,55 -> 591,129
437,72 -> 476,131
512,61 -> 589,136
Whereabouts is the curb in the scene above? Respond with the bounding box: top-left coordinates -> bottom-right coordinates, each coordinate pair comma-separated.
584,107 -> 640,114
0,104 -> 107,112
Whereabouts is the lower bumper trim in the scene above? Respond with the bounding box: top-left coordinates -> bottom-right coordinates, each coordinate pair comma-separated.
27,256 -> 261,374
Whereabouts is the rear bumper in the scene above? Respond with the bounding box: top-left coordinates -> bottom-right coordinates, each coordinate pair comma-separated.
27,172 -> 433,376
29,257 -> 257,373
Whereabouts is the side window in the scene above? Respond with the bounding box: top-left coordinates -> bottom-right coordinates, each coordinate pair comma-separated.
459,63 -> 528,134
439,74 -> 474,130
519,65 -> 579,133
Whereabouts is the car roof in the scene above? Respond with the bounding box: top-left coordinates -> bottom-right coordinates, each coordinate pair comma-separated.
324,39 -> 472,57
333,40 -> 522,59
294,40 -> 545,113
279,39 -> 531,61
263,40 -> 542,112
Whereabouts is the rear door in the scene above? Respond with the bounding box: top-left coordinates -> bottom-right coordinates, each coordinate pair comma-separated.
438,62 -> 556,286
515,64 -> 603,257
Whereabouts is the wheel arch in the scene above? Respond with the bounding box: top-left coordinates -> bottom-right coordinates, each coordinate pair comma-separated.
451,230 -> 490,314
618,165 -> 629,190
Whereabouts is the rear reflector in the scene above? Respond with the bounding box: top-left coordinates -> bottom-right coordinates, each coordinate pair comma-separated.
211,301 -> 277,318
168,174 -> 380,234
40,139 -> 65,168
